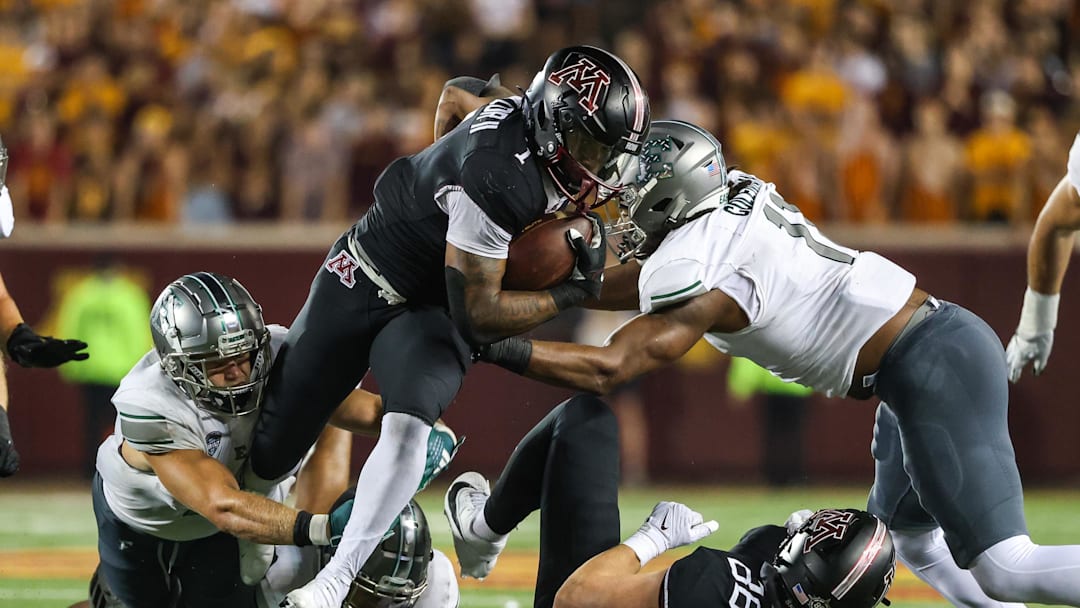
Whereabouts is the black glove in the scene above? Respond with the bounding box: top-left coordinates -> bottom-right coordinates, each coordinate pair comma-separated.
550,214 -> 607,310
0,407 -> 20,477
6,323 -> 89,368
474,337 -> 533,374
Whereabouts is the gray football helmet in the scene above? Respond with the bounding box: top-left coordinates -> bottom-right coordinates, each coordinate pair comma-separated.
150,272 -> 271,416
343,499 -> 432,608
605,119 -> 729,261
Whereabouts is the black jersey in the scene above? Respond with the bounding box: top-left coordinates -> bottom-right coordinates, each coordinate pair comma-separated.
663,525 -> 788,608
352,96 -> 558,306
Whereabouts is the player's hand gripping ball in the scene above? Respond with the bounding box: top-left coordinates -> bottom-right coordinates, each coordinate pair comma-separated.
503,214 -> 595,291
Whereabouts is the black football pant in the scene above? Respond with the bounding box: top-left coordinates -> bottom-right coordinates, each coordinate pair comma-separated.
92,474 -> 255,608
483,394 -> 621,608
251,232 -> 472,479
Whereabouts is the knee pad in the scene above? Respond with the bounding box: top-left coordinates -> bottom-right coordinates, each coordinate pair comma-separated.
892,527 -> 951,570
556,395 -> 616,432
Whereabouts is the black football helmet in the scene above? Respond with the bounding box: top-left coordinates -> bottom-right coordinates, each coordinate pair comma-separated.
523,45 -> 650,210
764,509 -> 895,608
341,499 -> 433,608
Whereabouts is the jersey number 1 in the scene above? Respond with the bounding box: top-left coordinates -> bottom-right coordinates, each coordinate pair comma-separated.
763,192 -> 855,265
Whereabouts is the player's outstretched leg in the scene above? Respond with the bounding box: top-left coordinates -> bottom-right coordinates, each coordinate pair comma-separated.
875,302 -> 1080,605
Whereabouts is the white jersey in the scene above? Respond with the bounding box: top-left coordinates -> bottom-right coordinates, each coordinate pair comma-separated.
96,325 -> 290,541
1067,132 -> 1080,196
638,171 -> 915,396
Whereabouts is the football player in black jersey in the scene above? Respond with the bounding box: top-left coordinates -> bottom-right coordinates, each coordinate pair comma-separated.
246,45 -> 650,608
444,394 -> 895,608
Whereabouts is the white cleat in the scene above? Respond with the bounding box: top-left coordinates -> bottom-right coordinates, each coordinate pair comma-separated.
443,471 -> 508,579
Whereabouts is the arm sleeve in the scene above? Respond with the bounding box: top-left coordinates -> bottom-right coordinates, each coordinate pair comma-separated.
444,187 -> 513,259
639,258 -> 710,313
115,399 -> 203,454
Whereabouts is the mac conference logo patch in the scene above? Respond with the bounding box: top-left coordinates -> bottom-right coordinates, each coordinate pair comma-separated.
206,431 -> 223,457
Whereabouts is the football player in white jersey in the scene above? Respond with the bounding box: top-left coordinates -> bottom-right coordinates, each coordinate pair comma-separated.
1006,131 -> 1080,382
0,134 -> 90,477
478,121 -> 1080,606
91,272 -> 458,608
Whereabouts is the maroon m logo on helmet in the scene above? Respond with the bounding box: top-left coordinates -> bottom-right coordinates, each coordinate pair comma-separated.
804,509 -> 856,553
547,57 -> 611,115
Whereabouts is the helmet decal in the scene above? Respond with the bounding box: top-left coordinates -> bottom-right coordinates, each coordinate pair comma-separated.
804,509 -> 857,553
547,57 -> 612,116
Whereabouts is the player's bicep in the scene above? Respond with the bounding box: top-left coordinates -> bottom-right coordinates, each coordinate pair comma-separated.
1039,176 -> 1080,233
607,292 -> 726,376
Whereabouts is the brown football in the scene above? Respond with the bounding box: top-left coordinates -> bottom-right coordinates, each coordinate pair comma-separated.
503,214 -> 594,291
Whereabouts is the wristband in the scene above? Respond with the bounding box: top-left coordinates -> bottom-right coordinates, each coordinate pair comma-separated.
309,514 -> 330,546
550,283 -> 587,311
1018,287 -> 1059,337
293,510 -> 314,546
622,529 -> 663,566
483,338 -> 533,375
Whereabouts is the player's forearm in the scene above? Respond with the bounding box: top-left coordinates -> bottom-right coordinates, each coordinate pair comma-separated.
522,340 -> 623,394
473,290 -> 563,342
555,545 -> 659,608
206,487 -> 318,545
1028,223 -> 1075,295
585,262 -> 641,311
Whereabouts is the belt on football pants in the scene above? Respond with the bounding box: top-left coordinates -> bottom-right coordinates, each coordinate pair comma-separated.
861,295 -> 941,390
347,235 -> 406,305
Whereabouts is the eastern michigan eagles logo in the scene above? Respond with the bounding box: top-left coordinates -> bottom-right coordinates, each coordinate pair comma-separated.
205,431 -> 223,457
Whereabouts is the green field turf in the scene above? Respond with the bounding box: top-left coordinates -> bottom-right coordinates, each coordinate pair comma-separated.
2,481 -> 1078,607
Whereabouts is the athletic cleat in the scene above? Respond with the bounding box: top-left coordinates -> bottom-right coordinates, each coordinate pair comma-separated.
418,420 -> 464,493
443,471 -> 507,579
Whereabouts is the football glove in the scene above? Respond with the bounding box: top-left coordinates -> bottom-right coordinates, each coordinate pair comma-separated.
784,509 -> 815,534
418,420 -> 464,493
0,407 -> 19,477
622,501 -> 718,566
328,498 -> 353,548
550,214 -> 607,309
6,323 -> 89,368
1006,288 -> 1059,383
474,337 -> 532,374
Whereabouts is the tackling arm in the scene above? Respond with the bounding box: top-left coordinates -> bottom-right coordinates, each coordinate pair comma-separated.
584,260 -> 642,312
146,448 -> 329,545
487,290 -> 732,393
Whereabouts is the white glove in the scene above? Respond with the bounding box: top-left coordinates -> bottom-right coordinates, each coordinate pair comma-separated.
784,509 -> 815,535
622,501 -> 718,566
1006,287 -> 1059,383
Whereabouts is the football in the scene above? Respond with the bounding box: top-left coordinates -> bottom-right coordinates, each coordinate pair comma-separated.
503,214 -> 594,291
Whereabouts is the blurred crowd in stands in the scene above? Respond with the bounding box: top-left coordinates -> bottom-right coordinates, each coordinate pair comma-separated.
1,0 -> 1078,226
